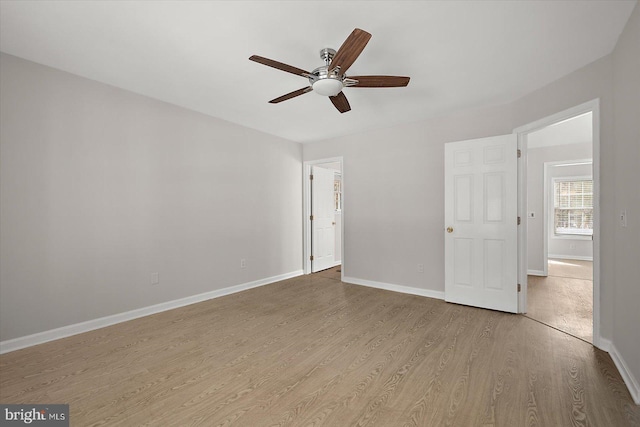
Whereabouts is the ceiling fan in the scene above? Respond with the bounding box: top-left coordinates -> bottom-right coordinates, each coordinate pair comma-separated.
249,28 -> 410,113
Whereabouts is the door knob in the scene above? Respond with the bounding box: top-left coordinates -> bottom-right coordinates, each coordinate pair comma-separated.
332,222 -> 336,225
446,227 -> 454,233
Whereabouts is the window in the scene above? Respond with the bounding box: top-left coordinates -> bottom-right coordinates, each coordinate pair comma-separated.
553,178 -> 593,236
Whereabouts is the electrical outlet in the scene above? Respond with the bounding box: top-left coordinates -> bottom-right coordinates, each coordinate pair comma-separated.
620,210 -> 627,227
417,263 -> 424,273
151,272 -> 159,285
240,258 -> 247,269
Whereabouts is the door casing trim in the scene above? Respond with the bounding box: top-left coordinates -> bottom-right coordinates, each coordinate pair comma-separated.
513,98 -> 601,349
303,157 -> 344,278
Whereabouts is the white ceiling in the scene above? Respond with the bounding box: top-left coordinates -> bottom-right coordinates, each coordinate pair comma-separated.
0,1 -> 635,143
528,112 -> 592,149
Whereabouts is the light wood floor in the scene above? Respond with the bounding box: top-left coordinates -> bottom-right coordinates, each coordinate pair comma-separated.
526,259 -> 593,343
1,272 -> 637,426
314,265 -> 342,281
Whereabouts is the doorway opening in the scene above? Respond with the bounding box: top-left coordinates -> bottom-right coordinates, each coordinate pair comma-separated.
515,99 -> 600,347
303,157 -> 344,280
528,257 -> 593,342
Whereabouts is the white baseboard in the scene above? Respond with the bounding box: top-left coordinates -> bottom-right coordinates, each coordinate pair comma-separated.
548,254 -> 594,261
342,276 -> 444,300
608,341 -> 640,405
595,337 -> 639,405
594,336 -> 611,352
0,270 -> 303,355
527,269 -> 547,276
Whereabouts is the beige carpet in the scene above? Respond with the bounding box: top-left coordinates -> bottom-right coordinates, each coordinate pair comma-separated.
526,258 -> 593,343
547,258 -> 593,280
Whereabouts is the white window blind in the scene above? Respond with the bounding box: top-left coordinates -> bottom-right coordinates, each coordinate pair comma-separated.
554,179 -> 593,235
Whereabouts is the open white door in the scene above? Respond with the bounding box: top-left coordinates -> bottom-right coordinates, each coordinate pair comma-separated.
311,166 -> 335,272
444,134 -> 518,313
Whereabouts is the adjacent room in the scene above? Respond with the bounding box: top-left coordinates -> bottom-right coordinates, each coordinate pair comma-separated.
525,112 -> 595,343
1,1 -> 639,426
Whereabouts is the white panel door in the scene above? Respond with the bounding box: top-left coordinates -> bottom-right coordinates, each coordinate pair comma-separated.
444,134 -> 518,312
312,166 -> 335,272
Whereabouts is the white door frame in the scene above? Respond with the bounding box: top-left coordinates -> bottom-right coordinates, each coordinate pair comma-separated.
514,98 -> 602,348
303,157 -> 344,279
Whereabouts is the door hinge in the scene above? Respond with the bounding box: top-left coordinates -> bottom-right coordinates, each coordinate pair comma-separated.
310,174 -> 314,180
517,283 -> 521,292
310,215 -> 314,221
310,255 -> 314,261
517,149 -> 522,158
517,216 -> 521,225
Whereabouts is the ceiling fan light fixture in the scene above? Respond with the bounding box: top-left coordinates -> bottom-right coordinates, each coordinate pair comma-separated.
249,28 -> 409,112
312,78 -> 343,96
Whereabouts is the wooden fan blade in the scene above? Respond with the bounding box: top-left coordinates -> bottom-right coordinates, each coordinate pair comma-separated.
349,75 -> 410,87
330,28 -> 372,74
269,87 -> 313,104
329,91 -> 351,113
249,55 -> 310,77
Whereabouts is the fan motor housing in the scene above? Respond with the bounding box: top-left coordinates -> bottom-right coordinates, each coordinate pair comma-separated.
308,48 -> 344,96
308,65 -> 343,84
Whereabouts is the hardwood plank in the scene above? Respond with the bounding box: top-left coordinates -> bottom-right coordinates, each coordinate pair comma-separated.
1,274 -> 637,426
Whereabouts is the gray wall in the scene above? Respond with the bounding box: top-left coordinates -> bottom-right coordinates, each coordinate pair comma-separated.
304,3 -> 639,391
612,1 -> 640,396
527,144 -> 593,272
304,103 -> 514,290
0,53 -> 303,341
